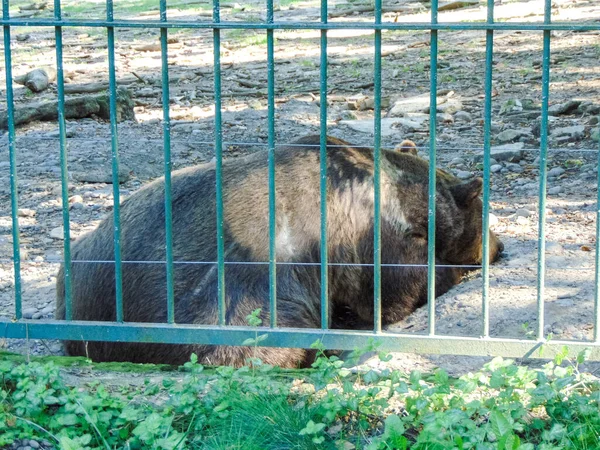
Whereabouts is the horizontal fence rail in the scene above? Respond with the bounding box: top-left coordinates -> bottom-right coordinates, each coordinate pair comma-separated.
2,0 -> 600,362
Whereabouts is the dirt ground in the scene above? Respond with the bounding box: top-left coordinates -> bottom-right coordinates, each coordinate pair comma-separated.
1,0 -> 600,375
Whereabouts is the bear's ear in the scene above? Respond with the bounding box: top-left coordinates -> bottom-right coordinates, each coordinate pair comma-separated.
394,140 -> 418,156
450,178 -> 483,206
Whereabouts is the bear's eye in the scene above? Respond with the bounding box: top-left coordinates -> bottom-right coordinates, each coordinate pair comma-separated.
407,230 -> 427,241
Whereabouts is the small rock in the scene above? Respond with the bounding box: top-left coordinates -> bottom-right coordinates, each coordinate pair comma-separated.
18,208 -> 36,217
72,166 -> 131,184
548,186 -> 563,195
496,128 -> 529,143
515,208 -> 531,218
34,255 -> 44,262
489,213 -> 498,227
13,68 -> 56,93
506,163 -> 523,173
516,216 -> 529,225
500,99 -> 523,115
548,167 -> 565,177
450,157 -> 465,166
49,226 -> 64,240
454,111 -> 472,122
16,33 -> 30,41
490,164 -> 502,173
28,441 -> 40,449
69,194 -> 83,203
578,102 -> 600,115
456,170 -> 472,180
22,307 -> 38,319
437,112 -> 454,123
434,98 -> 463,115
32,312 -> 43,320
550,125 -> 585,140
487,142 -> 525,163
592,129 -> 599,142
548,100 -> 581,116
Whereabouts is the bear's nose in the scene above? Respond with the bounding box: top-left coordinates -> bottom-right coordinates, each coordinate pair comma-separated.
498,241 -> 505,254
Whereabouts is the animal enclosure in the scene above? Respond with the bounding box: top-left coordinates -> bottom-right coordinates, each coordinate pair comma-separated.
1,0 -> 600,363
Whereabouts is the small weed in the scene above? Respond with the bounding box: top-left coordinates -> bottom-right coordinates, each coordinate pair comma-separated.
564,159 -> 584,169
0,346 -> 599,448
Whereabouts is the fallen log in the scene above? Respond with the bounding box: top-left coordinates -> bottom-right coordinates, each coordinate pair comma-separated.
0,88 -> 135,130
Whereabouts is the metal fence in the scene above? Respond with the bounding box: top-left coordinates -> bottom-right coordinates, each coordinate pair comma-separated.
2,0 -> 600,361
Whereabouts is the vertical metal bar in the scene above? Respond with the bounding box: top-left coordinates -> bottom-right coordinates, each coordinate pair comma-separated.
536,0 -> 552,341
266,0 -> 277,328
159,0 -> 175,324
372,0 -> 382,333
213,0 -> 226,325
481,0 -> 495,338
2,0 -> 22,319
106,0 -> 124,322
55,0 -> 72,320
595,118 -> 600,342
319,0 -> 328,330
427,0 -> 439,336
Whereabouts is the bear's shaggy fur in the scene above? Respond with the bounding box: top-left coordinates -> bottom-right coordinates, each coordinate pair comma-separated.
56,135 -> 503,367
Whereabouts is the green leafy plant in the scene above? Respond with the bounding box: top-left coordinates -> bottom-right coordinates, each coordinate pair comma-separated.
1,346 -> 599,449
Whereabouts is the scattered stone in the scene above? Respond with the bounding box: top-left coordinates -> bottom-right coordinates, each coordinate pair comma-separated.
506,163 -> 523,173
482,142 -> 525,163
17,208 -> 36,217
496,128 -> 529,143
516,208 -> 531,218
548,186 -> 563,195
516,216 -> 529,225
433,98 -> 463,115
491,164 -> 502,173
456,170 -> 472,180
389,93 -> 461,117
69,194 -> 83,203
548,167 -> 565,177
578,102 -> 600,116
592,129 -> 599,142
437,112 -> 454,123
16,33 -> 30,42
49,226 -> 64,240
339,118 -> 426,136
548,100 -> 581,116
14,67 -> 56,93
22,307 -> 38,319
450,157 -> 465,166
454,111 -> 472,122
500,99 -> 523,115
388,94 -> 431,116
550,125 -> 585,140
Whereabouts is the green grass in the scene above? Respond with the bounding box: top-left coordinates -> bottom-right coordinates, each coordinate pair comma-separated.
1,341 -> 599,449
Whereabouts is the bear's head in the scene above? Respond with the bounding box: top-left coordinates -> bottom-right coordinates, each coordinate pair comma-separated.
440,176 -> 504,266
390,140 -> 504,267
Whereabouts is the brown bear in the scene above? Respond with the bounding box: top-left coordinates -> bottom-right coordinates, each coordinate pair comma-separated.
56,135 -> 503,367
